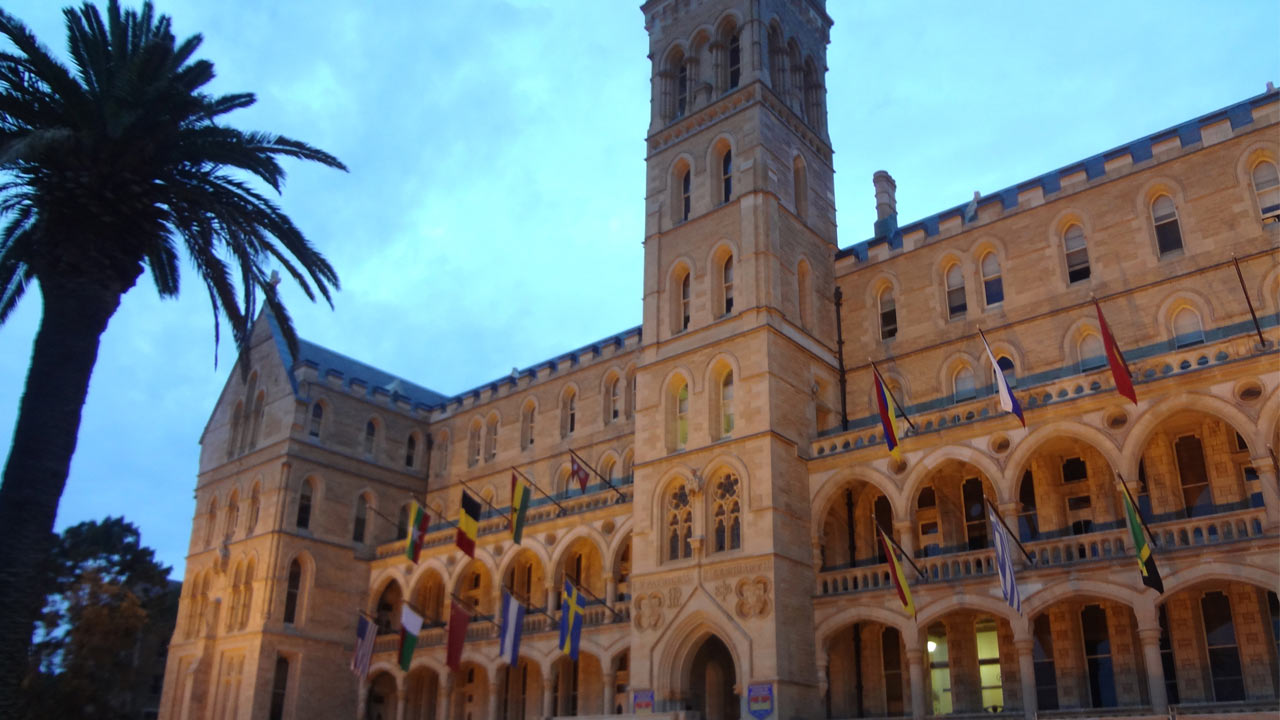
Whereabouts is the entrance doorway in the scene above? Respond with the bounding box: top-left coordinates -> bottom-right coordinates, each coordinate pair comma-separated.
689,635 -> 739,720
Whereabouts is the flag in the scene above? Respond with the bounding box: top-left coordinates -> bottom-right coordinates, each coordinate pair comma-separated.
447,598 -> 471,670
979,330 -> 1025,427
499,590 -> 526,665
349,614 -> 375,679
872,367 -> 903,461
405,502 -> 428,563
987,504 -> 1022,613
559,580 -> 585,660
877,528 -> 914,617
398,605 -> 423,671
456,491 -> 480,557
1095,300 -> 1138,405
1122,489 -> 1164,593
570,456 -> 591,493
510,473 -> 531,544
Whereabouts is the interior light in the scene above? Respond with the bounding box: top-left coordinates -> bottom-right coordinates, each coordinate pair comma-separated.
927,640 -> 937,653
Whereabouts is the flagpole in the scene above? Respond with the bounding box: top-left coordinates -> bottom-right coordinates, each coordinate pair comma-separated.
1232,255 -> 1268,348
457,478 -> 512,524
569,448 -> 627,500
876,524 -> 925,579
869,359 -> 918,432
448,592 -> 497,625
1115,473 -> 1158,548
512,467 -> 570,515
984,498 -> 1036,565
565,578 -> 623,621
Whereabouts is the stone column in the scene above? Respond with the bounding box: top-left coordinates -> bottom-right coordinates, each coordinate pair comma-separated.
1138,628 -> 1168,713
893,520 -> 916,558
487,680 -> 500,720
1250,458 -> 1280,530
546,585 -> 558,612
606,578 -> 618,606
542,675 -> 555,719
906,648 -> 926,720
1015,639 -> 1037,720
438,673 -> 453,720
356,677 -> 368,720
602,671 -> 616,714
396,684 -> 408,720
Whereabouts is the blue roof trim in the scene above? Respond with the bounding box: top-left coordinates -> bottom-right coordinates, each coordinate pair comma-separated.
836,89 -> 1278,261
293,339 -> 449,409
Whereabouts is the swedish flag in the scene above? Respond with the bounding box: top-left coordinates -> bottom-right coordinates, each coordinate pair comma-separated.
558,580 -> 585,660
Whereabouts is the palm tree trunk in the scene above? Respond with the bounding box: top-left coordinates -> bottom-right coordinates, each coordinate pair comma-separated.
0,278 -> 123,713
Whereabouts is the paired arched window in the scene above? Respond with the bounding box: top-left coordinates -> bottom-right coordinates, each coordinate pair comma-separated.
1079,333 -> 1106,371
296,480 -> 313,531
1151,195 -> 1183,256
247,484 -> 260,535
953,366 -> 977,402
878,286 -> 897,339
606,376 -> 622,424
718,370 -> 735,438
980,252 -> 1003,306
467,421 -> 482,467
767,25 -> 785,95
666,484 -> 693,561
676,59 -> 689,118
283,559 -> 303,625
711,474 -> 741,552
719,148 -> 733,204
1172,307 -> 1205,348
485,415 -> 499,461
1064,224 -> 1090,283
308,402 -> 323,438
353,495 -> 368,543
363,420 -> 377,456
521,402 -> 536,449
1252,160 -> 1280,220
561,389 -> 577,438
945,264 -> 967,319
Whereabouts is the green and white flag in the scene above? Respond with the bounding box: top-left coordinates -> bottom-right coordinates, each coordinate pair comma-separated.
398,604 -> 424,671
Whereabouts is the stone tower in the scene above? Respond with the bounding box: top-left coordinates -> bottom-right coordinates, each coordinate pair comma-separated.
630,0 -> 837,715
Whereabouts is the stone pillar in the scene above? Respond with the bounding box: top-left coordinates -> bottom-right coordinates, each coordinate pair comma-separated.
487,680 -> 500,720
1250,458 -> 1280,529
1106,604 -> 1143,706
396,684 -> 408,720
545,585 -> 557,612
439,673 -> 454,720
606,578 -> 618,606
602,671 -> 616,714
906,648 -> 926,720
1015,639 -> 1037,720
1138,628 -> 1168,713
356,677 -> 368,720
542,674 -> 555,719
893,520 -> 916,558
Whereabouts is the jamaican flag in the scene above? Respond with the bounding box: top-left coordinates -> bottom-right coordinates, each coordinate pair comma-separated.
1122,490 -> 1163,593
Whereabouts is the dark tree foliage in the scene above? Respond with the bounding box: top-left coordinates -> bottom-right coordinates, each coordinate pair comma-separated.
0,2 -> 344,710
20,517 -> 178,719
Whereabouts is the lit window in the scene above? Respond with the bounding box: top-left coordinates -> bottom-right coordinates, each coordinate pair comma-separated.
1253,161 -> 1280,219
721,149 -> 733,204
927,623 -> 952,715
1064,224 -> 1090,283
722,256 -> 734,315
879,287 -> 897,340
975,618 -> 1004,711
1151,195 -> 1183,256
675,382 -> 689,450
980,253 -> 1003,306
953,366 -> 976,402
946,264 -> 966,319
1171,307 -> 1204,348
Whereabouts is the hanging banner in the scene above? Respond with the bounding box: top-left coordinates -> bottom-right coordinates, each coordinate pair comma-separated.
633,689 -> 654,715
747,683 -> 774,720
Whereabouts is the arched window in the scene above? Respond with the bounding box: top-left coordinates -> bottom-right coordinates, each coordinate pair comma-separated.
927,622 -> 952,714
239,559 -> 254,630
283,559 -> 302,625
711,474 -> 741,552
562,389 -> 577,438
270,656 -> 289,719
995,355 -> 1017,388
666,484 -> 693,561
1081,604 -> 1117,707
1201,591 -> 1245,701
247,485 -> 260,535
606,376 -> 621,424
797,260 -> 812,330
626,369 -> 637,419
485,415 -> 499,461
726,30 -> 741,89
1033,614 -> 1059,710
953,366 -> 976,402
1252,160 -> 1280,219
878,286 -> 897,339
203,499 -> 217,547
363,420 -> 376,456
1172,307 -> 1205,348
678,270 -> 691,332
1151,195 -> 1183,256
521,402 -> 536,449
721,255 -> 734,315
1064,224 -> 1090,283
720,148 -> 732,204
224,494 -> 239,541
793,156 -> 808,219
228,402 -> 243,459
945,264 -> 966,319
295,481 -> 312,530
962,477 -> 989,550
680,168 -> 691,223
675,59 -> 688,118
467,422 -> 481,467
767,25 -> 785,95
405,434 -> 417,468
980,252 -> 1003,306
671,381 -> 690,451
1079,333 -> 1105,371
1017,471 -> 1039,541
397,504 -> 410,540
719,370 -> 735,438
621,449 -> 634,480
353,496 -> 368,543
308,402 -> 323,438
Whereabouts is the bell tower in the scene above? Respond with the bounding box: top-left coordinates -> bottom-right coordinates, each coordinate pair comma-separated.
630,1 -> 837,716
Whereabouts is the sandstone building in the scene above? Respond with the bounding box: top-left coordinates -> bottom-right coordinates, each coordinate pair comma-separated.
159,1 -> 1280,719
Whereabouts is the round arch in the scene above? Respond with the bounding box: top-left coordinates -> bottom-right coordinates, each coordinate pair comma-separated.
1120,393 -> 1261,480
1022,579 -> 1154,627
902,445 -> 1009,508
916,595 -> 1028,642
1159,561 -> 1280,599
548,524 -> 609,582
810,467 -> 907,544
1004,421 -> 1123,490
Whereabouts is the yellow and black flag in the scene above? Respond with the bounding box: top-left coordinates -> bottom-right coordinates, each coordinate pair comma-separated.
455,491 -> 480,558
1122,490 -> 1163,593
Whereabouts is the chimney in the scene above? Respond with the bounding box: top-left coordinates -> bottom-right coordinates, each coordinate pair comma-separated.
873,170 -> 898,239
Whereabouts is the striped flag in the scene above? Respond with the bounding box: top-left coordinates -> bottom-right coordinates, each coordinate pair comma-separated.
559,580 -> 586,660
510,473 -> 531,544
979,330 -> 1025,427
398,605 -> 423,671
349,614 -> 375,679
1094,300 -> 1138,405
455,491 -> 480,557
570,456 -> 591,493
1122,490 -> 1164,593
987,504 -> 1022,613
877,528 -> 915,617
498,590 -> 526,665
405,502 -> 428,563
872,367 -> 903,461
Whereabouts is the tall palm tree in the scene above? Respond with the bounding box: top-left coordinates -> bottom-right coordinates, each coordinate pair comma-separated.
0,1 -> 345,707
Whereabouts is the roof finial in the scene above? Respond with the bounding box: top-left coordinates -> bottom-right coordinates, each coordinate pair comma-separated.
267,270 -> 281,287
964,190 -> 980,223
1268,81 -> 1276,93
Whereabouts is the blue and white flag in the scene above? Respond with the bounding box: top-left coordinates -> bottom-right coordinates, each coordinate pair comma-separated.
499,590 -> 526,665
350,614 -> 376,680
987,503 -> 1022,614
980,330 -> 1025,427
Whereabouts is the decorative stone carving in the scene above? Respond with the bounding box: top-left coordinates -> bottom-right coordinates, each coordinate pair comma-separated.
712,579 -> 733,602
668,586 -> 683,607
734,576 -> 771,619
633,592 -> 664,632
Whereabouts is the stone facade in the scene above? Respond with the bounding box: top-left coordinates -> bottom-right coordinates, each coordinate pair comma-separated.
159,1 -> 1280,719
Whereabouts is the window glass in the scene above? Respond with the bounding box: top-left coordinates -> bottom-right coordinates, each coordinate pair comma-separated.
1152,195 -> 1183,255
1081,604 -> 1116,707
721,149 -> 733,204
946,265 -> 966,319
1033,615 -> 1059,710
1201,591 -> 1245,701
296,482 -> 312,530
1252,161 -> 1280,217
981,253 -> 1003,306
927,623 -> 952,715
879,289 -> 897,339
722,256 -> 734,315
727,32 -> 741,88
976,618 -> 1003,711
1064,225 -> 1090,283
681,169 -> 691,222
720,371 -> 735,436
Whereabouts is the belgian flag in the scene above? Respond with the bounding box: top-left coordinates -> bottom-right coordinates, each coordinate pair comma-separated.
1122,490 -> 1163,593
455,491 -> 480,557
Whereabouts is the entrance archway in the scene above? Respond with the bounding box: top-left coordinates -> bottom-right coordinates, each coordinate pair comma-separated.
689,635 -> 739,720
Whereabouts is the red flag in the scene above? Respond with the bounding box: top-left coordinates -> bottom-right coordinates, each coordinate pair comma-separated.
1094,300 -> 1137,405
570,456 -> 590,493
446,599 -> 471,670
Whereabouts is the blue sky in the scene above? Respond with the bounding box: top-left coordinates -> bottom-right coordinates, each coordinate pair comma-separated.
1,1 -> 1275,578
